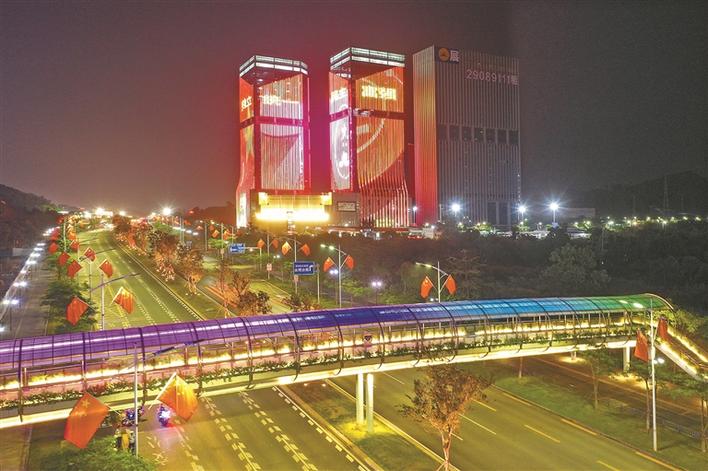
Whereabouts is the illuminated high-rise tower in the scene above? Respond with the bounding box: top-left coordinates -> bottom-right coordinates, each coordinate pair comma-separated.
236,55 -> 316,228
329,47 -> 410,228
413,46 -> 521,227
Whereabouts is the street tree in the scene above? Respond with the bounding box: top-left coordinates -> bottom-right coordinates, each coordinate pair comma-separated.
580,347 -> 621,409
284,292 -> 319,312
624,358 -> 669,431
177,246 -> 204,294
540,243 -> 610,296
41,278 -> 96,333
237,290 -> 271,316
400,365 -> 492,471
665,371 -> 708,452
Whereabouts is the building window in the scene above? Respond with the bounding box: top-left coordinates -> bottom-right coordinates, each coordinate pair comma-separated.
474,127 -> 483,142
509,130 -> 519,145
449,125 -> 460,141
498,129 -> 507,144
437,124 -> 447,140
462,126 -> 472,141
486,128 -> 496,143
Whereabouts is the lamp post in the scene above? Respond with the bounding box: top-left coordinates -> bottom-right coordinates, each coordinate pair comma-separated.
321,244 -> 351,308
370,280 -> 383,305
415,261 -> 452,302
517,204 -> 527,224
89,272 -> 140,330
549,202 -> 559,226
450,202 -> 461,223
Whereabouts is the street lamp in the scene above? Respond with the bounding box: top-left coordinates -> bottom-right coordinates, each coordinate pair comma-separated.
450,202 -> 461,221
161,207 -> 173,217
370,280 -> 383,304
320,243 -> 352,308
517,204 -> 527,223
549,202 -> 559,225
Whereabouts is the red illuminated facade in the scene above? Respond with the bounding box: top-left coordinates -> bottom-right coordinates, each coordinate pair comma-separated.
236,56 -> 310,227
329,48 -> 411,228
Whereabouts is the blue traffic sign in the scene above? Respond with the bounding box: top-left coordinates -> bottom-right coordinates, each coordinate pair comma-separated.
229,243 -> 246,254
293,261 -> 316,275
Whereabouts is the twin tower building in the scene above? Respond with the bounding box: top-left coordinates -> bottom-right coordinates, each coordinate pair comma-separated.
236,46 -> 521,230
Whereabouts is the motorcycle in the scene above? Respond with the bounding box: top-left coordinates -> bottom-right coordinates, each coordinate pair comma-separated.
122,405 -> 145,426
157,405 -> 171,427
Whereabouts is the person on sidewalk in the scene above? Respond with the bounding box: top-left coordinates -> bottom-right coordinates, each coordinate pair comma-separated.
121,427 -> 130,451
114,427 -> 122,450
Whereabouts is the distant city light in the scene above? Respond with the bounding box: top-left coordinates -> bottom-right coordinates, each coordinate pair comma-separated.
162,207 -> 173,216
118,210 -> 127,217
518,204 -> 527,215
450,203 -> 461,214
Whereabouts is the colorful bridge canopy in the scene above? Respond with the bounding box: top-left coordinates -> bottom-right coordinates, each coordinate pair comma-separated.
0,294 -> 671,372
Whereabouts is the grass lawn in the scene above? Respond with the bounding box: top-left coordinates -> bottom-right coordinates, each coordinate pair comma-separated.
290,383 -> 438,471
476,361 -> 708,470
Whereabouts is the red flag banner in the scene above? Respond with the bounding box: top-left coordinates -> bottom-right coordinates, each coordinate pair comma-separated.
68,231 -> 77,241
343,255 -> 354,270
299,243 -> 311,256
64,393 -> 109,449
113,287 -> 135,314
66,296 -> 89,325
256,239 -> 265,249
634,330 -> 649,362
323,257 -> 335,273
83,247 -> 96,262
50,228 -> 61,239
281,241 -> 291,255
157,373 -> 198,421
58,252 -> 70,266
271,238 -> 279,249
443,275 -> 457,295
212,230 -> 220,238
420,276 -> 435,299
70,240 -> 79,252
223,230 -> 232,239
98,259 -> 113,278
657,317 -> 670,341
48,242 -> 59,254
66,260 -> 82,278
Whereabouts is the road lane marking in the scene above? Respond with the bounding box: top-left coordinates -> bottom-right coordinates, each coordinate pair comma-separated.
596,460 -> 620,471
561,418 -> 597,436
634,452 -> 680,471
503,392 -> 532,406
452,432 -> 463,441
462,415 -> 497,435
474,399 -> 497,412
383,372 -> 405,385
524,424 -> 560,443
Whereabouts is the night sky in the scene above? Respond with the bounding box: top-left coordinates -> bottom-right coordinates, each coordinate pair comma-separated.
1,1 -> 705,213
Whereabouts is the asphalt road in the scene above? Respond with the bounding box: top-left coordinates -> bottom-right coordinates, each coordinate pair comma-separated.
23,230 -> 365,471
332,369 -> 670,471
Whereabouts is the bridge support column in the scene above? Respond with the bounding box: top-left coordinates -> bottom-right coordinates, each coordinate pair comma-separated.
570,351 -> 577,361
366,373 -> 374,433
356,373 -> 364,425
623,346 -> 631,372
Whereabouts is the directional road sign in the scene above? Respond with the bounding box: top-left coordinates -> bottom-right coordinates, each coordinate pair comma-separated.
229,243 -> 246,254
293,261 -> 316,275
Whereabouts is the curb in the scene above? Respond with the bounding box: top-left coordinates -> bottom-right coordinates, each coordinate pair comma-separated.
493,385 -> 685,471
280,385 -> 382,471
325,379 -> 461,471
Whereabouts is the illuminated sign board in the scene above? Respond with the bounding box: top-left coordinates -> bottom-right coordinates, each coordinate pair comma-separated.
435,47 -> 460,63
465,69 -> 519,85
360,85 -> 397,101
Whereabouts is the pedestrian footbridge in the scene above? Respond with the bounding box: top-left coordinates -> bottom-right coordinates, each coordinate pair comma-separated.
1,293 -> 705,428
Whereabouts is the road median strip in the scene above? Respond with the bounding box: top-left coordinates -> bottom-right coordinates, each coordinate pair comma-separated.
634,451 -> 681,471
560,417 -> 597,436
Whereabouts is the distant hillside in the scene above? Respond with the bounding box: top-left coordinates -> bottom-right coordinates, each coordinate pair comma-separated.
570,171 -> 708,216
0,183 -> 53,210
